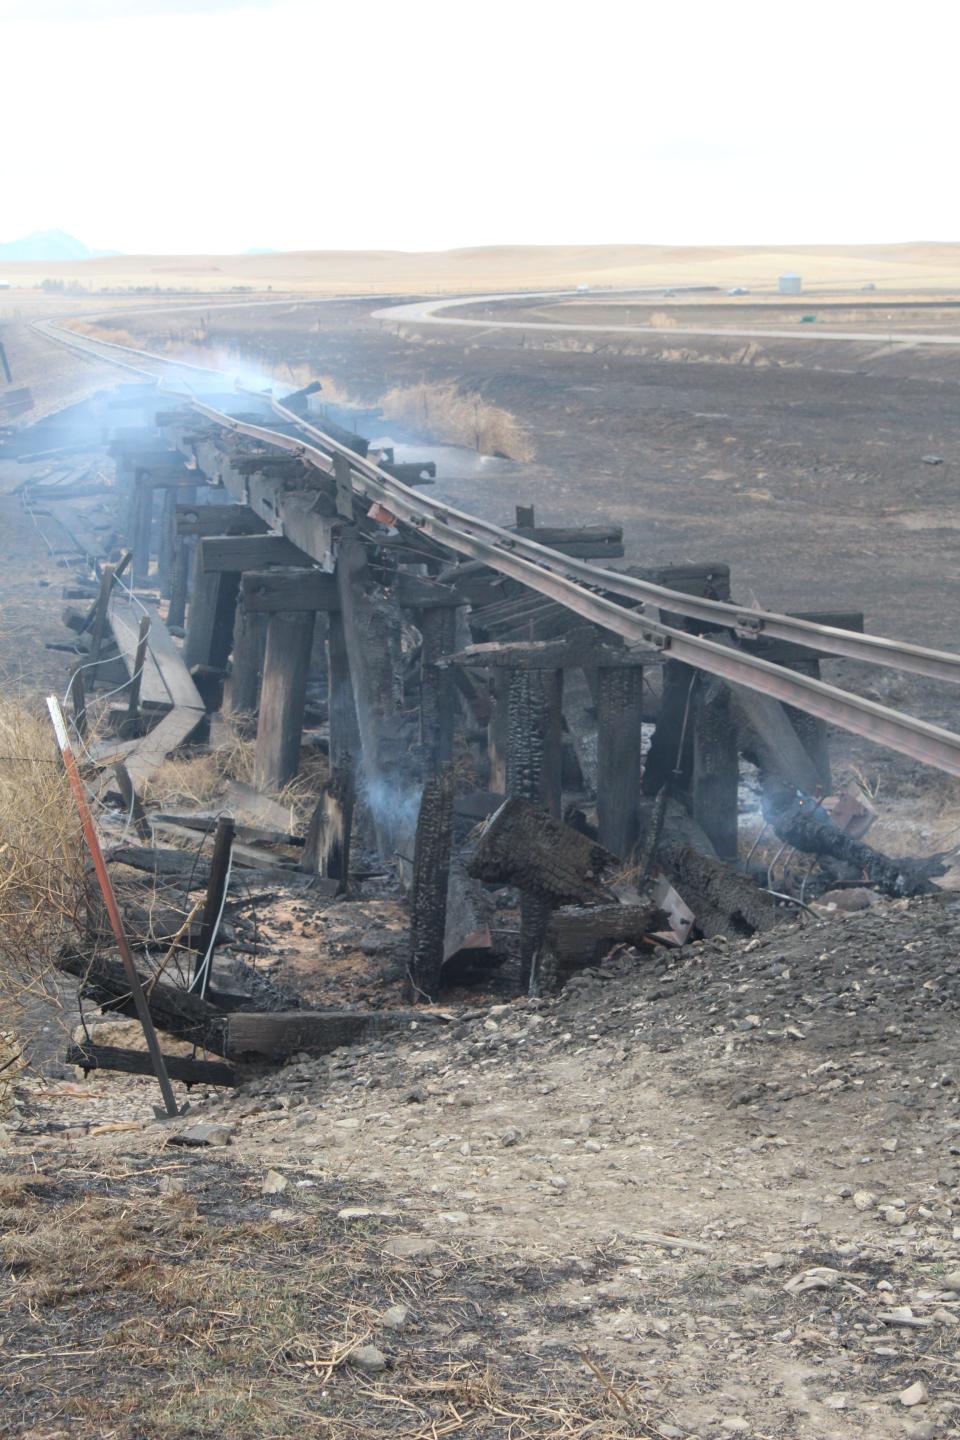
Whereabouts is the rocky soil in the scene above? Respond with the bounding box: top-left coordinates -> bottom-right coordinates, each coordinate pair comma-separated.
4,895 -> 960,1438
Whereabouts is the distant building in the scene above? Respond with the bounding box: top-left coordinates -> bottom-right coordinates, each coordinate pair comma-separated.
778,273 -> 802,295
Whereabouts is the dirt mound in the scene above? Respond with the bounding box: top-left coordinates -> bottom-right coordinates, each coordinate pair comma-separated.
572,893 -> 960,1056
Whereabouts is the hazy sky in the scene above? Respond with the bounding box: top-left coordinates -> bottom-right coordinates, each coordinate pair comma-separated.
1,0 -> 957,253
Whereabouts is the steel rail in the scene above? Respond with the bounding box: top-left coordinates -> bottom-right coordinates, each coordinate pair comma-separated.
188,398 -> 960,779
34,319 -> 231,380
39,318 -> 960,686
37,322 -> 960,777
266,394 -> 960,687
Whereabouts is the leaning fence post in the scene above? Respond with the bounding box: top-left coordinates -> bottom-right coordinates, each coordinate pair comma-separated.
126,613 -> 151,728
46,695 -> 181,1118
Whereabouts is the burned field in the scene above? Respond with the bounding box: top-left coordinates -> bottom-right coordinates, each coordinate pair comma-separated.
1,300 -> 960,1438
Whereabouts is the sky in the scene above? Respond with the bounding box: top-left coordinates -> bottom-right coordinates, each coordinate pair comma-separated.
1,0 -> 958,254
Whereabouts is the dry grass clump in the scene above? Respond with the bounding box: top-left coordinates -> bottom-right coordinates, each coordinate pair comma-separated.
0,1168 -> 659,1439
69,320 -> 141,349
141,751 -> 226,810
142,727 -> 328,826
0,700 -> 85,1053
379,381 -> 534,461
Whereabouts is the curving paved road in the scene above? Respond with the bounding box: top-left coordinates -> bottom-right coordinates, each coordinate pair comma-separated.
372,291 -> 960,348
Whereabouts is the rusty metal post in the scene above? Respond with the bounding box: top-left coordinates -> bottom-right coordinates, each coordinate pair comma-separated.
46,697 -> 180,1117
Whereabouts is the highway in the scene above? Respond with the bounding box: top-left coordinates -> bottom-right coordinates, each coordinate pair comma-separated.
372,292 -> 960,348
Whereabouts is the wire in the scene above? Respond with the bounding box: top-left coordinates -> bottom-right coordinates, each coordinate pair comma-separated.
190,843 -> 234,1000
761,888 -> 818,916
640,671 -> 700,886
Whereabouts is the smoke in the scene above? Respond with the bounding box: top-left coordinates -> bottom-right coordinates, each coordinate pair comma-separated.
156,342 -> 286,399
362,773 -> 422,852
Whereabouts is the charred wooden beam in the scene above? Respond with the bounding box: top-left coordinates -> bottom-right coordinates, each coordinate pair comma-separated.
66,1042 -> 238,1088
596,664 -> 645,861
241,567 -> 339,613
629,560 -> 732,603
418,605 -> 457,767
407,765 -> 454,1002
541,901 -> 666,988
661,841 -> 781,939
507,666 -> 563,985
68,666 -> 88,741
336,530 -> 412,857
513,524 -> 622,545
183,546 -> 239,673
766,792 -> 947,897
130,473 -> 155,585
487,670 -> 509,794
167,525 -> 193,631
124,614 -> 151,727
507,668 -> 563,816
446,632 -> 660,671
327,610 -> 361,772
334,451 -> 354,519
729,675 -> 820,797
113,762 -> 152,843
239,566 -> 455,616
443,853 -> 494,977
690,676 -> 739,860
108,842 -> 323,891
389,574 -> 458,610
233,452 -> 311,479
200,533 -> 311,573
513,524 -> 625,559
176,503 -> 269,538
253,608 -> 316,790
56,948 -> 228,1054
223,1008 -> 446,1062
467,797 -> 618,907
301,764 -> 354,887
158,486 -> 176,597
227,605 -> 267,717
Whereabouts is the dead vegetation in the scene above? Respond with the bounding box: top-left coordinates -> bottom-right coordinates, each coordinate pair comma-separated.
379,380 -> 534,461
68,320 -> 143,350
0,1161 -> 659,1439
142,729 -> 329,824
0,700 -> 85,1066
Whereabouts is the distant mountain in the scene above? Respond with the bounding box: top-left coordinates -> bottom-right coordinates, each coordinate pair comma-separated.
243,246 -> 279,256
0,229 -> 120,262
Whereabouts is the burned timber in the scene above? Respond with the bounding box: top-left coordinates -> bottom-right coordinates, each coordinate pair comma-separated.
6,319 -> 960,1091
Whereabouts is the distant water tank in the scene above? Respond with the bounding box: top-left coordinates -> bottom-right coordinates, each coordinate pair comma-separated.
778,272 -> 802,295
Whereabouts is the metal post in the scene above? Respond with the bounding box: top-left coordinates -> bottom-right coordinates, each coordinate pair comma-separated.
46,696 -> 180,1118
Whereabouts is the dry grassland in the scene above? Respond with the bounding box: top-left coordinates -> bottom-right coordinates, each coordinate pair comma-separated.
0,1163 -> 651,1439
4,242 -> 960,297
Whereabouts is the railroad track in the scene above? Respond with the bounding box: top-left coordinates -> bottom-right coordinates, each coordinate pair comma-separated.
34,317 -> 960,779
